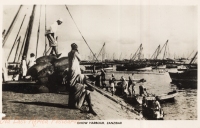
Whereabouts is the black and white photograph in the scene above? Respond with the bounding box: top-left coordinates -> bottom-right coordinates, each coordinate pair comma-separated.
1,2 -> 198,123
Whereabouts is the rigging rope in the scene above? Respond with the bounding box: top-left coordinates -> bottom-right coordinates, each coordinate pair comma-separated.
163,40 -> 168,60
22,5 -> 36,58
97,42 -> 105,59
43,5 -> 47,56
65,5 -> 98,62
7,14 -> 26,61
13,36 -> 21,62
17,22 -> 29,62
36,5 -> 42,58
2,29 -> 6,37
3,5 -> 22,47
131,44 -> 142,61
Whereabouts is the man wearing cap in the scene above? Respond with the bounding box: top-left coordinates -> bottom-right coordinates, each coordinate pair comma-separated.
45,18 -> 63,58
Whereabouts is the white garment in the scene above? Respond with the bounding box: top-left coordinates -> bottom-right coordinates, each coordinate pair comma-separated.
22,60 -> 27,76
68,50 -> 81,75
46,22 -> 58,37
27,57 -> 36,68
122,81 -> 128,94
110,83 -> 115,91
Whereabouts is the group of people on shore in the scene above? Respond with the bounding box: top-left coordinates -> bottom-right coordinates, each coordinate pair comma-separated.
102,72 -> 162,119
99,71 -> 149,97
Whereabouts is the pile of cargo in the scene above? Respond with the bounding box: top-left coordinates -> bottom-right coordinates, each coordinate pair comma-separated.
27,55 -> 69,92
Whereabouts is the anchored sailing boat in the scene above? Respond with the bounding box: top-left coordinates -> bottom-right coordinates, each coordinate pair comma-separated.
150,40 -> 169,69
116,44 -> 152,71
81,42 -> 114,71
168,52 -> 198,88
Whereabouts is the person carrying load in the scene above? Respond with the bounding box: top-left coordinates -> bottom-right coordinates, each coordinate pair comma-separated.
45,18 -> 63,58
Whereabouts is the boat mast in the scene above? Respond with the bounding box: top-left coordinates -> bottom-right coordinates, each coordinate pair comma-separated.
7,14 -> 26,61
150,45 -> 160,60
2,29 -> 6,37
156,40 -> 168,60
3,5 -> 22,47
44,5 -> 47,56
189,52 -> 198,65
36,5 -> 42,58
96,42 -> 105,60
187,50 -> 194,59
131,44 -> 142,61
163,40 -> 168,60
138,45 -> 143,60
22,5 -> 36,58
13,36 -> 21,62
17,22 -> 30,62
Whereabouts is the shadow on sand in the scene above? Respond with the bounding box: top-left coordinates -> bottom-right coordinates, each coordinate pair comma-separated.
2,84 -> 39,94
10,101 -> 71,109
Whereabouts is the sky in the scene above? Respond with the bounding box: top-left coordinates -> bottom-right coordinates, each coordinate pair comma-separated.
2,5 -> 198,62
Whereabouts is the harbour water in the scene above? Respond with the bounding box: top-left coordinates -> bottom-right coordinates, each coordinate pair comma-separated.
103,69 -> 197,120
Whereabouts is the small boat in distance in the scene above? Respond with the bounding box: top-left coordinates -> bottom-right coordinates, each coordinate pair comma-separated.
157,90 -> 178,102
177,65 -> 188,71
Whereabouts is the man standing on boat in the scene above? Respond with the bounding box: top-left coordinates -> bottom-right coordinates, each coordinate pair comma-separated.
45,18 -> 63,58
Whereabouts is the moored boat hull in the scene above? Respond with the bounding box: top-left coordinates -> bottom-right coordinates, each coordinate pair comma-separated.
152,65 -> 166,69
157,91 -> 178,102
168,69 -> 197,89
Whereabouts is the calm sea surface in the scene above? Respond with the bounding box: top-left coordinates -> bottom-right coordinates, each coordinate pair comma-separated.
104,69 -> 197,120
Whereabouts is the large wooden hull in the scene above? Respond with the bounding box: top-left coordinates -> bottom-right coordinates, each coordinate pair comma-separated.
116,64 -> 150,71
169,69 -> 197,88
152,65 -> 166,69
